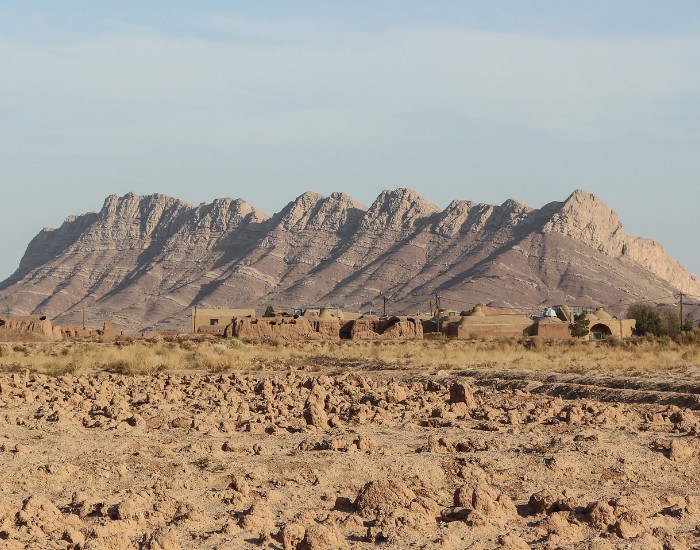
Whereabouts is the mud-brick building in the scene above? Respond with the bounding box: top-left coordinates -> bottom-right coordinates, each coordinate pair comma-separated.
529,305 -> 635,340
191,308 -> 256,335
582,307 -> 635,339
528,317 -> 573,339
441,302 -> 636,340
444,304 -> 533,339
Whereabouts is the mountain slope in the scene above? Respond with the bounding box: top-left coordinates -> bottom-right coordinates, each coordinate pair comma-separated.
1,189 -> 697,331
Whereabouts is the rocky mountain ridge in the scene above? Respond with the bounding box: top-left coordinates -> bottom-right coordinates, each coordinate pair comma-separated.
1,189 -> 697,331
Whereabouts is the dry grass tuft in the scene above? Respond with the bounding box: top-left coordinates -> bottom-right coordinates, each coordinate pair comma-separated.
0,335 -> 698,379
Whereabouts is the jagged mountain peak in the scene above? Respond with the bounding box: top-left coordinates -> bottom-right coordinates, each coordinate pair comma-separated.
566,188 -> 598,202
543,190 -> 623,246
445,199 -> 477,211
272,191 -> 366,232
102,191 -> 190,210
362,188 -> 440,231
500,198 -> 532,213
434,200 -> 478,236
185,198 -> 269,233
434,197 -> 532,237
550,189 -> 617,221
329,190 -> 355,202
274,192 -> 325,225
207,197 -> 266,216
296,190 -> 325,203
373,187 -> 437,208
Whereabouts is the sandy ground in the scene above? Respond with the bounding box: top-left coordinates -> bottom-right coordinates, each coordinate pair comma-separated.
1,359 -> 700,549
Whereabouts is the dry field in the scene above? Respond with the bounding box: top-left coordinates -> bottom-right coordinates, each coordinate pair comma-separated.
1,336 -> 700,549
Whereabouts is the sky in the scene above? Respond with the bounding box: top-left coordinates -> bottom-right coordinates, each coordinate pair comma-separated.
1,1 -> 699,280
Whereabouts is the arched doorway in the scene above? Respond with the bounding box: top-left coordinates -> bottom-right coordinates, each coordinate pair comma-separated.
590,323 -> 612,340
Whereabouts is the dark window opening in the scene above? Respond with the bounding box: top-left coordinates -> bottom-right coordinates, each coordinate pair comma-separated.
210,319 -> 219,326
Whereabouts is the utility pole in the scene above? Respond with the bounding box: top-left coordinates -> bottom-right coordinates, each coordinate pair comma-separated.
383,296 -> 387,317
680,292 -> 684,332
82,305 -> 85,330
435,293 -> 441,335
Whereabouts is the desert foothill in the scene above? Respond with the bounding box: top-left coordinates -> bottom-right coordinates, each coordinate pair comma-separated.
3,3 -> 700,550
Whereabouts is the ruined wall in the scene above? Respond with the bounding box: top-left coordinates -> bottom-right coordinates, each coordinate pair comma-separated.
311,318 -> 341,338
226,316 -> 340,341
55,325 -> 106,340
378,317 -> 423,339
196,325 -> 227,336
342,319 -> 377,340
0,316 -> 116,341
341,316 -> 423,340
0,316 -> 55,341
101,321 -> 116,341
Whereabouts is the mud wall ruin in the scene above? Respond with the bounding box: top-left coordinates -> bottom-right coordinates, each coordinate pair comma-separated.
0,316 -> 116,342
340,316 -> 423,340
0,316 -> 55,341
225,316 -> 340,341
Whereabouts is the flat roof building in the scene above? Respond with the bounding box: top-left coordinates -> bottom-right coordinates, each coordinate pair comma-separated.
191,308 -> 256,334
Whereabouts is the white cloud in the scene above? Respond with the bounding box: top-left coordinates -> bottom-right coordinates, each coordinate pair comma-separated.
1,21 -> 699,144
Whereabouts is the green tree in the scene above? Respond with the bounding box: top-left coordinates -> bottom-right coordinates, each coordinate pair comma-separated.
682,314 -> 695,332
570,313 -> 590,337
659,309 -> 682,337
263,305 -> 275,317
626,303 -> 665,336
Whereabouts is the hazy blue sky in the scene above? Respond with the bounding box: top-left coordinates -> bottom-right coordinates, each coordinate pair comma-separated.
1,1 -> 699,280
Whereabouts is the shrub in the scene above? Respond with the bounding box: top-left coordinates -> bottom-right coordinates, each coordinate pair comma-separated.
226,338 -> 245,349
526,337 -> 545,351
627,303 -> 665,336
570,313 -> 590,337
676,327 -> 700,345
601,336 -> 622,348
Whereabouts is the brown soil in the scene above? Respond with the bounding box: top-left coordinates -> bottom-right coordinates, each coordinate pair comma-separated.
1,351 -> 700,548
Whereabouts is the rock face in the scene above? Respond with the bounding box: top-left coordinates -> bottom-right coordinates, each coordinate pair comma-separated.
0,189 -> 697,332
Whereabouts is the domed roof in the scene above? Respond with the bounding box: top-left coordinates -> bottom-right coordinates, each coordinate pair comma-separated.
593,307 -> 612,320
471,304 -> 486,317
